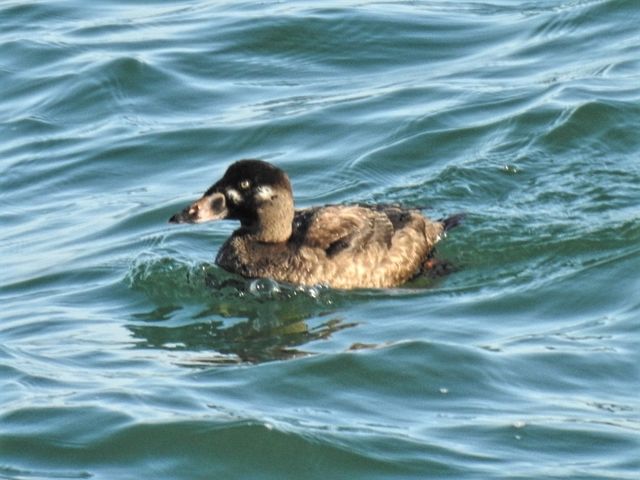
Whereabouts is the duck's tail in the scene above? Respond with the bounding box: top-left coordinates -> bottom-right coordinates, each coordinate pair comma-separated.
420,213 -> 465,278
441,213 -> 466,232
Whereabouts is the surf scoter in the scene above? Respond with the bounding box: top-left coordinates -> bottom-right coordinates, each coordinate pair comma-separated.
169,159 -> 460,289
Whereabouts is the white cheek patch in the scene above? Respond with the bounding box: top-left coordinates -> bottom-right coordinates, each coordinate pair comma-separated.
226,188 -> 242,204
255,185 -> 275,201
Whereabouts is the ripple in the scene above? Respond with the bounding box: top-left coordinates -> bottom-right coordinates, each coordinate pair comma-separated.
124,254 -> 358,363
2,1 -> 640,478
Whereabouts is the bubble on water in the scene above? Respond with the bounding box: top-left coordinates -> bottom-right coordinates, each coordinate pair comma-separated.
248,278 -> 281,297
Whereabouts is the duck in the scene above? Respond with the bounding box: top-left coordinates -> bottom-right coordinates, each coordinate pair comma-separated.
169,159 -> 461,289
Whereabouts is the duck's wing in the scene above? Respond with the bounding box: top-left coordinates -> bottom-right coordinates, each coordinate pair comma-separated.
295,205 -> 399,257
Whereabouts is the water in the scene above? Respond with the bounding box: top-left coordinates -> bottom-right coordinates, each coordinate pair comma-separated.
1,0 -> 639,478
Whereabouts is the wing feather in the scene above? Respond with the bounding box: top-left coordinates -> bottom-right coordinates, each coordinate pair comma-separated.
302,206 -> 395,255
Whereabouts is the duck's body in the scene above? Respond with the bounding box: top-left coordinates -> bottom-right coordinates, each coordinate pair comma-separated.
216,204 -> 447,289
170,160 -> 459,289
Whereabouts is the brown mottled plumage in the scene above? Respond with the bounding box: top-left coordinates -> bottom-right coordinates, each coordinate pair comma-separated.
169,159 -> 459,289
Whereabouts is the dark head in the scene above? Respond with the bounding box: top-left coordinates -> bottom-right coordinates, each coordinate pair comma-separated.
169,159 -> 295,242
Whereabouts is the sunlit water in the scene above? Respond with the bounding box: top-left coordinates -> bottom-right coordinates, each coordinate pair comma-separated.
1,1 -> 639,479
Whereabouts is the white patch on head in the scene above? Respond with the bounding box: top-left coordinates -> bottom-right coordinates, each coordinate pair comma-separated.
255,185 -> 274,201
226,188 -> 242,204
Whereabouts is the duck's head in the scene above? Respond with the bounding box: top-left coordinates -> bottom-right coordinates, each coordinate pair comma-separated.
169,159 -> 295,243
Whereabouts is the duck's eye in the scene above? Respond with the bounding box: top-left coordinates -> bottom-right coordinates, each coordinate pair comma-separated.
239,179 -> 251,190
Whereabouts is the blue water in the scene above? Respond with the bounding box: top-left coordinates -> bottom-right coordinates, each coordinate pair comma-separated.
1,1 -> 639,478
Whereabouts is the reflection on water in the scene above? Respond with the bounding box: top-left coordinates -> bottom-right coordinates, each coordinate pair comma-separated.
128,315 -> 355,365
126,256 -> 357,363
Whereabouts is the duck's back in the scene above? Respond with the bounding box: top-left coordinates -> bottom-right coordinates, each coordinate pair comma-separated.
216,204 -> 446,289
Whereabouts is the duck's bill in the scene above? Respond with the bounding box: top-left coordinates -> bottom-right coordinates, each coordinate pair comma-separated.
169,192 -> 228,224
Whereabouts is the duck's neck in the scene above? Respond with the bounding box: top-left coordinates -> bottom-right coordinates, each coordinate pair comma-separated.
241,193 -> 294,243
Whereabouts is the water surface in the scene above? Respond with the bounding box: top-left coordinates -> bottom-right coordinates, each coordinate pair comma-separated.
1,1 -> 639,478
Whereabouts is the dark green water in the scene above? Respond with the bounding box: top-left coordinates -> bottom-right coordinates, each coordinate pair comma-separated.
1,1 -> 639,478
